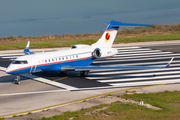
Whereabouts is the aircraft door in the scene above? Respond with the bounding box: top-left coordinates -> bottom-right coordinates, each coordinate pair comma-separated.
30,57 -> 37,73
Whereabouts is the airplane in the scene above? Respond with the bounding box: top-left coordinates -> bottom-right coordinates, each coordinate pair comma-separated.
6,20 -> 174,84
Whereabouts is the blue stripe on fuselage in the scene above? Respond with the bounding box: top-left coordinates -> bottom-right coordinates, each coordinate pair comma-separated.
7,56 -> 95,75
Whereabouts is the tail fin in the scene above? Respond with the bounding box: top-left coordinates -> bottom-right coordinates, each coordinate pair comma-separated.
92,20 -> 153,48
23,41 -> 34,55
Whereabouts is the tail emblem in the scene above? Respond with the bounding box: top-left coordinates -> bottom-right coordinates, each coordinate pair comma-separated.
105,32 -> 110,42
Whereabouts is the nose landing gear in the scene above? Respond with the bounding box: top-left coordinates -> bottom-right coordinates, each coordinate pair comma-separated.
14,75 -> 20,84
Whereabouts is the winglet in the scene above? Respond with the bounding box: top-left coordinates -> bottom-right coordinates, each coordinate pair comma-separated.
164,57 -> 174,68
23,41 -> 34,55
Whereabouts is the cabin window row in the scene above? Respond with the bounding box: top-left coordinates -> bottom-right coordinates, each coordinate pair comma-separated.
38,55 -> 79,64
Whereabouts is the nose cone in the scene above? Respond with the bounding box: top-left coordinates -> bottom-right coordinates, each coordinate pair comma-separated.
6,67 -> 18,75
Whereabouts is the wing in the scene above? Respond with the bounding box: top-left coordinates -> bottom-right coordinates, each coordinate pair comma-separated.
61,57 -> 174,71
23,41 -> 34,55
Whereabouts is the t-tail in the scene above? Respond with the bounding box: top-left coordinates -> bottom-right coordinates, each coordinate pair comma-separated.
92,20 -> 153,48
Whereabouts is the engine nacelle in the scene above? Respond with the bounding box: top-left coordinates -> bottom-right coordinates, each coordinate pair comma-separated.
71,44 -> 91,49
93,48 -> 118,59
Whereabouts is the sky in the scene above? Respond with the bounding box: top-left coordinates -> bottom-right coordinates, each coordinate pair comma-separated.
0,0 -> 180,37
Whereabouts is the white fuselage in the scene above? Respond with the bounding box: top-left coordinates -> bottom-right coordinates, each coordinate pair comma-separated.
6,46 -> 118,75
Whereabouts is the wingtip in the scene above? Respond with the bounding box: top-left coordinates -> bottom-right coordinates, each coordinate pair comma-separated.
165,57 -> 174,68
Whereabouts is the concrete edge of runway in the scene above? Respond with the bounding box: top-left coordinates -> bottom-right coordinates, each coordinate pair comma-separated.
0,40 -> 180,54
0,83 -> 172,118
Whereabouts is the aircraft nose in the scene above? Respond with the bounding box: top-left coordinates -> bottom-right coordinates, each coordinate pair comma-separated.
6,67 -> 17,74
6,68 -> 11,74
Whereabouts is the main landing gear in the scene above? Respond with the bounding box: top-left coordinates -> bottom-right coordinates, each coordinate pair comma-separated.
14,75 -> 20,84
80,71 -> 89,77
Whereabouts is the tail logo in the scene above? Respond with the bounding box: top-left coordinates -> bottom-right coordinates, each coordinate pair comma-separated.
105,32 -> 110,42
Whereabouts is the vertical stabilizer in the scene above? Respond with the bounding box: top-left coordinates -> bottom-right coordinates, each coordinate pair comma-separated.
92,20 -> 119,48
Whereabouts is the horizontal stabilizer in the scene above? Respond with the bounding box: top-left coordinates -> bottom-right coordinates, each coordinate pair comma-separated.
103,20 -> 153,27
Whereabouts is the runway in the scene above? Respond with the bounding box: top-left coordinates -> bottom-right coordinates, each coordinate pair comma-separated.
0,44 -> 179,117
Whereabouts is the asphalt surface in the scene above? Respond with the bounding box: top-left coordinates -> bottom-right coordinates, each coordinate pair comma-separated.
0,42 -> 180,118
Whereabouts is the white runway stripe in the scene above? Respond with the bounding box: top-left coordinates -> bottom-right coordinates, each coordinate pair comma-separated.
118,49 -> 165,54
110,79 -> 180,87
1,56 -> 21,59
98,74 -> 180,83
89,67 -> 180,75
115,51 -> 172,56
116,47 -> 140,49
107,53 -> 180,60
117,48 -> 153,51
21,74 -> 78,90
0,53 -> 24,57
88,70 -> 180,80
92,61 -> 180,67
93,56 -> 179,63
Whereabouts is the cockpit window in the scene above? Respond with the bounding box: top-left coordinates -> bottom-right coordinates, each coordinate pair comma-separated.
12,60 -> 28,64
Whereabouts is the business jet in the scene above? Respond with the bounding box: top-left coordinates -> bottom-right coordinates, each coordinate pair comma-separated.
6,20 -> 174,84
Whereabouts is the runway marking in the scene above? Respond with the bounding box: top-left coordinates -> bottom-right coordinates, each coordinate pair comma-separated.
98,74 -> 180,82
110,79 -> 180,86
118,49 -> 168,54
0,89 -> 68,96
0,56 -> 20,59
95,61 -> 180,67
88,70 -> 180,80
0,77 -> 69,96
117,48 -> 152,51
94,56 -> 179,63
89,67 -> 180,74
0,53 -> 24,57
0,83 -> 173,118
21,74 -> 78,90
116,46 -> 140,49
115,51 -> 172,56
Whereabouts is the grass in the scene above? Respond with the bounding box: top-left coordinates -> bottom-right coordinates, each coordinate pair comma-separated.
0,23 -> 180,50
31,91 -> 180,120
28,112 -> 32,114
0,33 -> 180,50
12,115 -> 17,117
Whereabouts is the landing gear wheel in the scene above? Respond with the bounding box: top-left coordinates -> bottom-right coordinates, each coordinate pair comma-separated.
14,75 -> 20,84
80,71 -> 89,77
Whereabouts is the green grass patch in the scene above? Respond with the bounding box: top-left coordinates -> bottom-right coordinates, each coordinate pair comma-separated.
0,33 -> 180,50
28,112 -> 32,114
115,33 -> 180,43
33,91 -> 180,120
